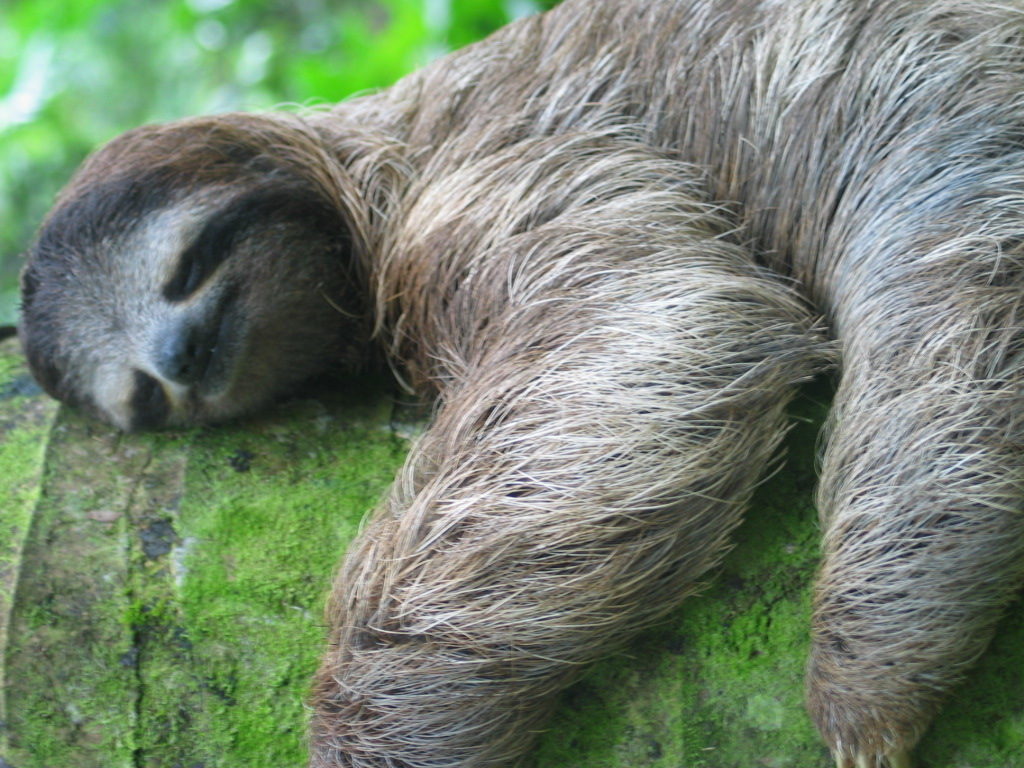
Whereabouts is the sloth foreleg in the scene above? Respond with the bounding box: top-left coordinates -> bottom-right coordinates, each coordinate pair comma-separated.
808,209 -> 1024,768
308,193 -> 826,767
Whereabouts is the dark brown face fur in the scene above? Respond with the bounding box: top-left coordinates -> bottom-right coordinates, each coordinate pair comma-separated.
20,118 -> 367,430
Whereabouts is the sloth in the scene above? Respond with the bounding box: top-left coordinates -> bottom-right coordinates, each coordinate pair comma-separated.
17,1 -> 1024,767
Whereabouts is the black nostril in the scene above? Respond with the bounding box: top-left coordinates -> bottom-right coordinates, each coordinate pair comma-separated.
154,318 -> 217,386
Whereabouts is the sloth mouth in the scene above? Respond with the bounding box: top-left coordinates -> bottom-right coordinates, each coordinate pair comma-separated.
130,293 -> 245,430
192,298 -> 239,394
128,369 -> 171,431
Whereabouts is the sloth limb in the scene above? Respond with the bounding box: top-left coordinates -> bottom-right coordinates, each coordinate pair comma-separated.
310,152 -> 826,767
808,185 -> 1024,766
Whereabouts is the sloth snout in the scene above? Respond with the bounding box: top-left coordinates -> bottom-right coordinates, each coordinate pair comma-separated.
151,285 -> 240,394
153,315 -> 219,387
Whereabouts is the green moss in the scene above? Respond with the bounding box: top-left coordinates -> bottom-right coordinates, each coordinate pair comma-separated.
2,371 -> 407,768
0,339 -> 59,757
531,384 -> 1024,768
3,359 -> 1022,767
3,407 -> 149,768
134,391 -> 407,767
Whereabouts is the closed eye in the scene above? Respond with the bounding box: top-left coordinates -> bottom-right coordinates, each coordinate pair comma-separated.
162,209 -> 240,301
161,185 -> 343,302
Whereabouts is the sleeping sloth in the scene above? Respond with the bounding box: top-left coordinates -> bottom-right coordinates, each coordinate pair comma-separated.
18,1 -> 1024,766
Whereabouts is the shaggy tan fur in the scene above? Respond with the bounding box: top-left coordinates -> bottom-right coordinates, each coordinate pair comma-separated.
19,1 -> 1024,767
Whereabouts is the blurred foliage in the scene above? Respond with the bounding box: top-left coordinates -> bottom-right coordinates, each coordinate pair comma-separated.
0,0 -> 556,325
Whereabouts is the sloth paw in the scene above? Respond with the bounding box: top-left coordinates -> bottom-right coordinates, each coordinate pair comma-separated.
833,749 -> 912,768
807,640 -> 931,768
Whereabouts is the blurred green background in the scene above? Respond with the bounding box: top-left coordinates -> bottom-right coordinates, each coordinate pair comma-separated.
0,0 -> 555,326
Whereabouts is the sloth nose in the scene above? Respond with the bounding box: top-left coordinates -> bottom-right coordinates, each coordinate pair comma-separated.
153,317 -> 218,386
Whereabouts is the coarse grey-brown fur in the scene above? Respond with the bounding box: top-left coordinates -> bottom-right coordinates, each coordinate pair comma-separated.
18,1 -> 1024,767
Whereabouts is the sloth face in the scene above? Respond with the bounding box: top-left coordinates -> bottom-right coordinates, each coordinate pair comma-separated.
20,176 -> 362,431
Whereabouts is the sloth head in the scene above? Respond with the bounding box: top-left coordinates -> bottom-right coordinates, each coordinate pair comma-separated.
19,114 -> 369,431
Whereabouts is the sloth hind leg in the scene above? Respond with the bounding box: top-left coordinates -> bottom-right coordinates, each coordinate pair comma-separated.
309,195 -> 828,767
808,208 -> 1024,767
